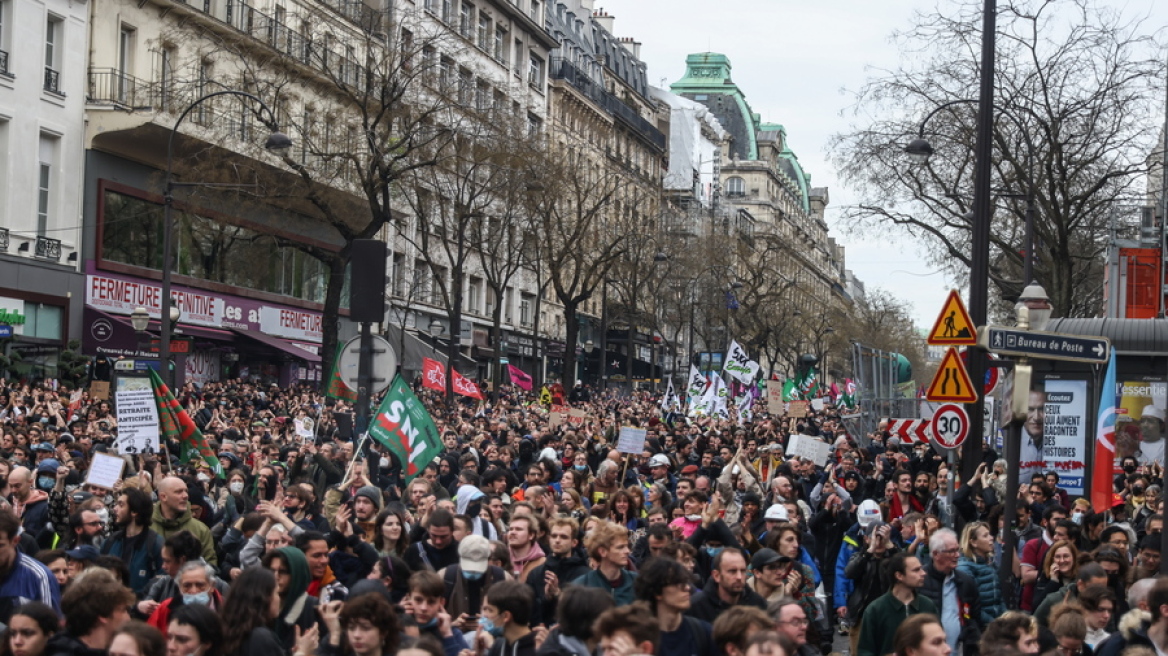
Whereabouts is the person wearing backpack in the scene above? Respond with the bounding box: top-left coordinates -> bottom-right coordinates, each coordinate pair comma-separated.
634,557 -> 715,656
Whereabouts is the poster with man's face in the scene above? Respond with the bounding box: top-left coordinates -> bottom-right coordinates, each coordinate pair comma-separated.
1019,379 -> 1087,496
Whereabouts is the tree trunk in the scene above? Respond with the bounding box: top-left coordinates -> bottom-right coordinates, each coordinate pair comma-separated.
319,254 -> 348,396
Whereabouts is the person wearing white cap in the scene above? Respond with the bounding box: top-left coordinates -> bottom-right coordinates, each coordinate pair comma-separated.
648,454 -> 677,494
1138,405 -> 1165,465
438,534 -> 505,632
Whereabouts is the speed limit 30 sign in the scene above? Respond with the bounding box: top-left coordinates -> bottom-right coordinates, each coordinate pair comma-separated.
931,403 -> 970,450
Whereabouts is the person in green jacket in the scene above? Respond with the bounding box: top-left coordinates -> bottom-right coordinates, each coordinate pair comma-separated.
858,552 -> 936,656
150,477 -> 217,565
572,522 -> 637,605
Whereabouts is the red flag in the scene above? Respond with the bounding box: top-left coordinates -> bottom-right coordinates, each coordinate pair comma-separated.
422,357 -> 484,400
507,364 -> 533,391
421,357 -> 446,393
148,369 -> 223,478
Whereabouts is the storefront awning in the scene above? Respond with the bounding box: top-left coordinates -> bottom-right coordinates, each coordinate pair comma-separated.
230,328 -> 322,363
385,324 -> 476,373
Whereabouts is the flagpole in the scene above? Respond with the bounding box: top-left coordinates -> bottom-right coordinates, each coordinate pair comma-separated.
342,431 -> 371,486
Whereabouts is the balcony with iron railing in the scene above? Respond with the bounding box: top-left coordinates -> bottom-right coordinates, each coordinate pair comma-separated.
44,66 -> 62,95
162,0 -> 368,89
550,57 -> 665,152
0,50 -> 10,78
35,236 -> 62,261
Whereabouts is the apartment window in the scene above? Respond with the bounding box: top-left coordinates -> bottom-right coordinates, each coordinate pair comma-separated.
468,278 -> 482,314
493,25 -> 505,62
44,15 -> 62,93
158,46 -> 175,110
513,38 -> 522,74
440,0 -> 452,23
527,114 -> 542,137
117,25 -> 135,101
37,135 -> 57,236
519,294 -> 533,327
423,0 -> 435,12
400,28 -> 413,70
299,108 -> 314,164
474,81 -> 488,111
439,57 -> 452,91
725,176 -> 745,197
195,61 -> 211,123
528,53 -> 543,86
530,0 -> 540,23
458,68 -> 472,104
0,0 -> 11,76
391,253 -> 406,297
477,14 -> 489,50
422,46 -> 436,79
459,2 -> 472,38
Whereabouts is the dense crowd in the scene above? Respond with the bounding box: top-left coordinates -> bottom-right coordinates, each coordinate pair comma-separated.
0,375 -> 1165,656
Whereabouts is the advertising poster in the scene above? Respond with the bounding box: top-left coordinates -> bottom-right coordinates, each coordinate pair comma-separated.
1113,378 -> 1167,471
1042,379 -> 1087,495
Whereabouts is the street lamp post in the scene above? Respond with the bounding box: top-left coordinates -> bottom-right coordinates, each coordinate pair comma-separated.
160,90 -> 291,389
906,91 -> 1043,483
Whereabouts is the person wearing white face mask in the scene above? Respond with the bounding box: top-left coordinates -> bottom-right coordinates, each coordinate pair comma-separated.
102,487 -> 165,597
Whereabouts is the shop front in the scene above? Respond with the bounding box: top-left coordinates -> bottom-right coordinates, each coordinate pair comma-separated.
83,268 -> 322,388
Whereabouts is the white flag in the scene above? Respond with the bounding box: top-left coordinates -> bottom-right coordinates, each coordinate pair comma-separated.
660,379 -> 680,412
709,376 -> 730,419
723,340 -> 760,384
686,365 -> 708,398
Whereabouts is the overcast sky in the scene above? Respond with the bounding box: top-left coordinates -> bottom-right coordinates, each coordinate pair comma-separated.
600,0 -> 1168,328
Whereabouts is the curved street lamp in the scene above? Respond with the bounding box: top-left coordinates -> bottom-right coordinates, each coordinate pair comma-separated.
159,90 -> 292,388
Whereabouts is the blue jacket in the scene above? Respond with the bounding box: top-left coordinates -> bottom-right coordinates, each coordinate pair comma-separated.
0,553 -> 60,620
957,554 -> 1005,626
101,528 -> 164,595
834,524 -> 863,609
800,546 -> 822,586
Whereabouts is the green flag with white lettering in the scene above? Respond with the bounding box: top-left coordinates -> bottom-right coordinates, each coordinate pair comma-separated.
368,374 -> 442,483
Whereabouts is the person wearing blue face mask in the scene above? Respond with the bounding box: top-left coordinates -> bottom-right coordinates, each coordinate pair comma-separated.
438,535 -> 505,634
145,561 -> 222,638
477,580 -> 537,656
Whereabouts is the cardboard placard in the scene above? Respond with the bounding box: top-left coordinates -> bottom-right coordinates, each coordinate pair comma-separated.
786,434 -> 832,467
767,384 -> 784,415
616,426 -> 648,454
85,452 -> 127,490
114,390 -> 160,455
90,381 -> 110,401
549,411 -> 564,428
788,401 -> 810,418
567,409 -> 586,426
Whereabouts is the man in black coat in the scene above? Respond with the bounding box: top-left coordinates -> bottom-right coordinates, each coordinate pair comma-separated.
526,517 -> 591,627
918,529 -> 983,656
685,547 -> 767,623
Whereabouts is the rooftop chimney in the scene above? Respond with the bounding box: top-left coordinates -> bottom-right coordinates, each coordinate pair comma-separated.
618,36 -> 641,59
593,9 -> 614,33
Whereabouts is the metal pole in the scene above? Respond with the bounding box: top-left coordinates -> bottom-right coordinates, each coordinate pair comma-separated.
160,192 -> 175,388
626,295 -> 635,394
1000,309 -> 1028,606
600,283 -> 609,390
964,0 -> 998,485
1023,151 -> 1036,287
355,320 -> 376,484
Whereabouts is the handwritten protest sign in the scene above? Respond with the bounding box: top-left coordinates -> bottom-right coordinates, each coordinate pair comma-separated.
617,427 -> 648,454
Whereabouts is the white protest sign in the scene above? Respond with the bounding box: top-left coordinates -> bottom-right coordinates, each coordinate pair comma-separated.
295,417 -> 315,440
786,434 -> 832,467
85,452 -> 127,490
115,390 -> 160,455
617,427 -> 648,454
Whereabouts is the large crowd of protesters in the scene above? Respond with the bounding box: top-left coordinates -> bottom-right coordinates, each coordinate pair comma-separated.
0,375 -> 1165,656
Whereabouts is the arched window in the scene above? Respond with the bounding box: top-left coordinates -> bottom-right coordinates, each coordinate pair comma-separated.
725,176 -> 746,197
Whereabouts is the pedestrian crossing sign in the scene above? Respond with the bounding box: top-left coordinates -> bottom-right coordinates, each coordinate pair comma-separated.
926,347 -> 978,403
927,290 -> 977,345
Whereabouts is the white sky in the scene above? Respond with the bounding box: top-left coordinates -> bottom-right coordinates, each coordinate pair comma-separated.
600,0 -> 1168,327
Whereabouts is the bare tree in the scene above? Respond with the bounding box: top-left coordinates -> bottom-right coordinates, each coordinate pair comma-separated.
525,141 -> 640,385
830,0 -> 1165,318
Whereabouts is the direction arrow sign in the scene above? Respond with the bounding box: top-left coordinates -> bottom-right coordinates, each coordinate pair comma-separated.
979,327 -> 1110,364
931,403 -> 970,449
887,418 -> 931,444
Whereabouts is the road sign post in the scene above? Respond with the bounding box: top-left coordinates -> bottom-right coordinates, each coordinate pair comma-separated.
931,403 -> 970,449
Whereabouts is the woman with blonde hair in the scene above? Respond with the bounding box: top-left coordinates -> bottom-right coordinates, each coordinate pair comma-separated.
957,521 -> 1005,624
